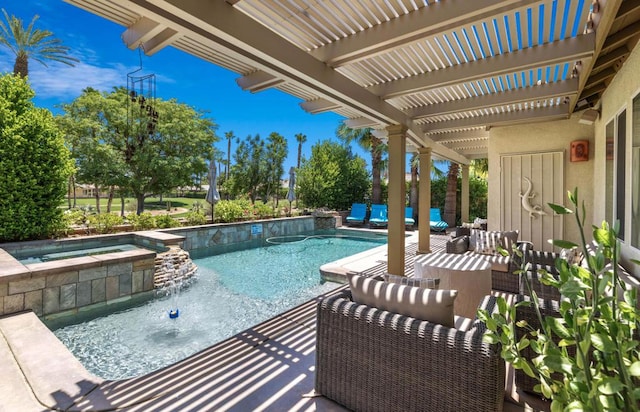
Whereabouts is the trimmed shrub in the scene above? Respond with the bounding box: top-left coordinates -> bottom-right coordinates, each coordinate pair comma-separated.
215,200 -> 244,222
128,212 -> 156,230
156,213 -> 179,228
185,211 -> 206,226
0,74 -> 74,241
88,213 -> 124,234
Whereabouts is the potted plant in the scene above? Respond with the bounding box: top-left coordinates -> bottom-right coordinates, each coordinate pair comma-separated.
479,189 -> 640,411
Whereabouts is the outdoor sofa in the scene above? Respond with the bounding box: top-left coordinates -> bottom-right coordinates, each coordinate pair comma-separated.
315,289 -> 505,411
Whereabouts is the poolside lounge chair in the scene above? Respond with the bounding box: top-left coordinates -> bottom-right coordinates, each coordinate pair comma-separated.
345,203 -> 367,226
405,206 -> 415,228
368,204 -> 388,227
430,208 -> 448,232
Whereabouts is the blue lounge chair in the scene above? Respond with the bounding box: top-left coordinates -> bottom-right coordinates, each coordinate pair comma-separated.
405,207 -> 415,228
430,208 -> 448,232
369,204 -> 388,227
345,203 -> 367,225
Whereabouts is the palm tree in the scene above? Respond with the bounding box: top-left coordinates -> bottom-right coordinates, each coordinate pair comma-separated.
295,133 -> 307,169
336,123 -> 385,204
443,162 -> 460,227
224,131 -> 234,180
409,153 -> 446,222
0,9 -> 78,77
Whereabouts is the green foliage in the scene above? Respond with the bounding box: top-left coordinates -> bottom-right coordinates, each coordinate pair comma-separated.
0,74 -> 74,241
63,208 -> 89,226
57,87 -> 217,215
431,175 -> 488,223
185,211 -> 206,226
214,200 -> 244,222
478,189 -> 640,411
297,140 -> 369,210
87,213 -> 123,234
253,202 -> 275,219
155,213 -> 179,228
127,212 -> 156,230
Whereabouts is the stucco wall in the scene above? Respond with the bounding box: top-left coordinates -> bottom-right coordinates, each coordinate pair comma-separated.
594,39 -> 640,270
488,114 -> 595,246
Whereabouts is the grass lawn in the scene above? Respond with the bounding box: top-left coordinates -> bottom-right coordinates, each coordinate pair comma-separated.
62,195 -> 208,218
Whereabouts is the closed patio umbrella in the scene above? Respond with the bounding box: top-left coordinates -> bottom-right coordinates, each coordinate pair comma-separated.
286,167 -> 295,216
206,159 -> 220,221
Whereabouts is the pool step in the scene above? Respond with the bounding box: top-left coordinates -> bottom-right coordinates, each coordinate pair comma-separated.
0,311 -> 104,410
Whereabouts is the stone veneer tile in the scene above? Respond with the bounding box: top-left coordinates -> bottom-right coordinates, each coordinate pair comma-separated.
46,271 -> 79,287
43,287 -> 60,315
91,279 -> 106,303
133,258 -> 156,271
105,276 -> 119,301
24,290 -> 43,316
4,294 -> 24,313
119,273 -> 132,296
8,277 -> 46,294
143,270 -> 154,291
0,283 -> 7,297
79,266 -> 107,282
60,284 -> 77,310
108,262 -> 133,277
132,271 -> 144,293
77,281 -> 92,307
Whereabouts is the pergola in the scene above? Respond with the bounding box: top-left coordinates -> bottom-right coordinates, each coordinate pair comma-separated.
65,0 -> 640,275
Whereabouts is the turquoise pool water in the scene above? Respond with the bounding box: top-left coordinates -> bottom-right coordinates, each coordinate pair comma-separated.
18,244 -> 144,264
48,231 -> 386,380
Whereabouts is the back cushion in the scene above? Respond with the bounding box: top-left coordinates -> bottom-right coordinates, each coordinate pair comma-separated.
475,230 -> 519,255
348,273 -> 457,327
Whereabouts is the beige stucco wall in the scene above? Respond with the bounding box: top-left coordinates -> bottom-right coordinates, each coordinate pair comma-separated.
593,39 -> 640,271
488,114 -> 595,246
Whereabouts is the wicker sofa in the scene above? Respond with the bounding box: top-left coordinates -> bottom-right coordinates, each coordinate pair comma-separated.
445,230 -> 531,293
315,291 -> 506,412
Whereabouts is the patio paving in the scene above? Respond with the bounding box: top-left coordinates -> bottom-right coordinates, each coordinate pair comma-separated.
0,231 -> 549,411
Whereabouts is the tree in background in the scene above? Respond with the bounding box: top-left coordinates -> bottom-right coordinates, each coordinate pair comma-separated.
58,87 -> 217,214
224,130 -> 234,181
295,132 -> 306,169
230,134 -> 265,203
0,9 -> 78,77
263,132 -> 288,205
443,162 -> 459,227
297,140 -> 369,210
0,74 -> 74,241
336,123 -> 385,204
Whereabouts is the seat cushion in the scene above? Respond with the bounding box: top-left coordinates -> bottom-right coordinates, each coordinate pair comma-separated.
461,251 -> 511,272
348,273 -> 457,327
384,274 -> 440,289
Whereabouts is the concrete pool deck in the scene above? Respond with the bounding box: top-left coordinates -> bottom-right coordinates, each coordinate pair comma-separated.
0,231 -> 549,411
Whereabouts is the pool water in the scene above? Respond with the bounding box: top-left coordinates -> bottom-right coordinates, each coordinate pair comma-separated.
49,233 -> 386,380
18,244 -> 143,264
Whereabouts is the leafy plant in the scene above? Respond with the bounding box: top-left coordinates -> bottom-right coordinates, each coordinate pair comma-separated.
479,189 -> 640,411
127,212 -> 156,230
155,213 -> 179,228
0,74 -> 74,241
185,211 -> 206,226
215,200 -> 244,223
88,213 -> 123,234
253,202 -> 274,219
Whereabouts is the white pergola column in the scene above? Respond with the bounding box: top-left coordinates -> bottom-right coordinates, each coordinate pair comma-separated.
461,164 -> 470,224
386,124 -> 407,276
418,147 -> 432,254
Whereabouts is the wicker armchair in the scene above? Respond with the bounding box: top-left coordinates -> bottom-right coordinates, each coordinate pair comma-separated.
315,292 -> 505,412
519,250 -> 561,301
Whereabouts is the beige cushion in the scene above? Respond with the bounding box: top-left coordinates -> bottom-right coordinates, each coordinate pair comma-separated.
475,230 -> 519,256
384,274 -> 440,289
462,250 -> 511,272
348,273 -> 457,327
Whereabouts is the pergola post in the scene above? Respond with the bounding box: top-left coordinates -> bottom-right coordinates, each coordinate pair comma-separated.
386,124 -> 407,276
417,147 -> 432,254
461,164 -> 470,224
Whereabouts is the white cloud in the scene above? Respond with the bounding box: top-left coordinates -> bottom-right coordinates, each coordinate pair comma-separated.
29,61 -> 127,98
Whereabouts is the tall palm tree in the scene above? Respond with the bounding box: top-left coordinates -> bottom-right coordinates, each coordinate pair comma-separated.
336,123 -> 385,204
224,131 -> 235,180
443,162 -> 460,227
409,153 -> 445,222
0,9 -> 78,77
295,133 -> 307,169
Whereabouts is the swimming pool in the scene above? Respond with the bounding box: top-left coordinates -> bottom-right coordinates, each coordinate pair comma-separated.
47,230 -> 386,380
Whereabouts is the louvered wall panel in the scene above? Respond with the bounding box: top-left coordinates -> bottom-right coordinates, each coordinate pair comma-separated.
500,151 -> 564,252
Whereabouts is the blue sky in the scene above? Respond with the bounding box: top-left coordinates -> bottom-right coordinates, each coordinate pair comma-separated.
0,0 -> 371,173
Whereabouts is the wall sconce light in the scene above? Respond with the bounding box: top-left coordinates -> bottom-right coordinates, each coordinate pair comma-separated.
578,108 -> 599,125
